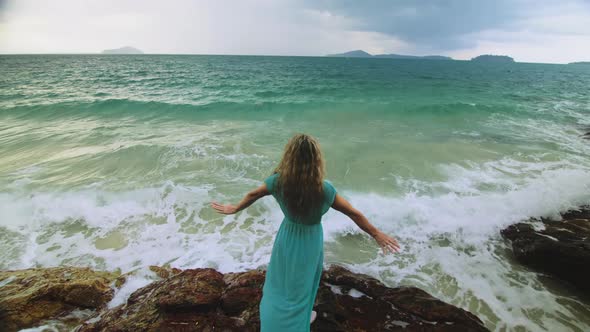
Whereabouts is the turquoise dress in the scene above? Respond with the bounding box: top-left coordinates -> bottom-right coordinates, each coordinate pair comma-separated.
259,173 -> 337,332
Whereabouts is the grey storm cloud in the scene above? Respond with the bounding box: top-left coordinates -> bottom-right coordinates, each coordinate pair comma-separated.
301,0 -> 583,50
2,0 -> 590,62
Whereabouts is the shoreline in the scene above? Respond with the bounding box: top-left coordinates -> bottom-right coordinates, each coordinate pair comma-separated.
1,265 -> 488,332
1,206 -> 590,331
501,206 -> 590,296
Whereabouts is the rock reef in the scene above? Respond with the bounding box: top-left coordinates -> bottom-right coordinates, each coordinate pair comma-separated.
501,207 -> 590,295
0,265 -> 488,331
0,267 -> 117,331
80,265 -> 488,332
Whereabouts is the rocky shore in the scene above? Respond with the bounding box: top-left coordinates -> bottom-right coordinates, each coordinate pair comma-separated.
502,207 -> 590,295
0,267 -> 117,331
0,265 -> 488,331
5,207 -> 589,331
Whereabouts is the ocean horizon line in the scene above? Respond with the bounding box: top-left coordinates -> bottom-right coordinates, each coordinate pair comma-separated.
0,52 -> 573,65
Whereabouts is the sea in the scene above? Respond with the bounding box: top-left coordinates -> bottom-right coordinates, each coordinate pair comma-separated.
1,55 -> 590,331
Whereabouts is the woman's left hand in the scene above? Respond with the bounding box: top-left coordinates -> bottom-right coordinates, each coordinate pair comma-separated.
211,202 -> 238,214
372,231 -> 400,255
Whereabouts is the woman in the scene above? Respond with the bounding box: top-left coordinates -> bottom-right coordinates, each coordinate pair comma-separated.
211,133 -> 400,331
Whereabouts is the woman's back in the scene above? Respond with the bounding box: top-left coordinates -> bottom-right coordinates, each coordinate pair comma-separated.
259,172 -> 334,331
212,133 -> 399,331
264,173 -> 337,225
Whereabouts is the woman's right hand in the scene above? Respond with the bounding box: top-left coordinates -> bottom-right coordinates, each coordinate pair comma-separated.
372,231 -> 400,254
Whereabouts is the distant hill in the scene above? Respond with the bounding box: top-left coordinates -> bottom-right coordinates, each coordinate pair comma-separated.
374,54 -> 452,60
327,50 -> 372,58
327,50 -> 452,60
101,46 -> 144,54
471,55 -> 514,63
568,61 -> 590,65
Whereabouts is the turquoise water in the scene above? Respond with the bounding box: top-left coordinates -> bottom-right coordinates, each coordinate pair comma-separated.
1,55 -> 590,331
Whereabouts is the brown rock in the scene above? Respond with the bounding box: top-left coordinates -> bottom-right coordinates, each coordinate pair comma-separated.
114,275 -> 126,288
81,265 -> 488,332
501,207 -> 590,294
0,266 -> 116,332
149,265 -> 182,279
221,269 -> 265,316
316,265 -> 488,331
157,269 -> 225,311
80,268 -> 237,332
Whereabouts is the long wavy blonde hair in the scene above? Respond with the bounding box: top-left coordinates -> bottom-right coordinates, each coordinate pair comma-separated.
273,133 -> 325,219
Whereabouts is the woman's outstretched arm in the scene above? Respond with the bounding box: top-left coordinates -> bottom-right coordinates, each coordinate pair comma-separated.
211,184 -> 271,215
331,193 -> 400,254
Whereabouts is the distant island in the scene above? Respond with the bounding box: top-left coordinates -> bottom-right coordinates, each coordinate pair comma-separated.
101,46 -> 144,54
327,50 -> 453,60
328,50 -> 372,58
568,61 -> 590,65
471,55 -> 514,63
375,54 -> 452,60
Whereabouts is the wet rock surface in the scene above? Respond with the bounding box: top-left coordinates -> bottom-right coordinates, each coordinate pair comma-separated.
0,267 -> 117,332
80,265 -> 488,332
501,207 -> 590,294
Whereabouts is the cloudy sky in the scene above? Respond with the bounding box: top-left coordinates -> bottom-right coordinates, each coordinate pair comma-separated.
1,0 -> 589,63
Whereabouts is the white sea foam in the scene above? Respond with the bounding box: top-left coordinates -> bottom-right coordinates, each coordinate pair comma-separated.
1,150 -> 590,331
108,269 -> 157,308
320,160 -> 590,331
